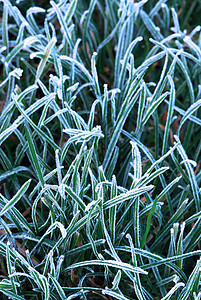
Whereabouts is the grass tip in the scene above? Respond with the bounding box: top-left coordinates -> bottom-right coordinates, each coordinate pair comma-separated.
173,222 -> 179,229
183,36 -> 191,43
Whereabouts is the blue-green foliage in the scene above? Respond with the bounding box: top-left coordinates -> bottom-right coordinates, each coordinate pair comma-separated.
0,0 -> 201,299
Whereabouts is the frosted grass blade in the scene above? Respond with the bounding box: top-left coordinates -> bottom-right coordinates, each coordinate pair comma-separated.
25,126 -> 45,187
142,92 -> 169,126
162,75 -> 175,155
0,179 -> 31,217
178,99 -> 201,133
35,37 -> 57,82
63,259 -> 148,275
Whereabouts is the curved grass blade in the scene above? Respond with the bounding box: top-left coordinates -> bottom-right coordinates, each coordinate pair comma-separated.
0,179 -> 31,217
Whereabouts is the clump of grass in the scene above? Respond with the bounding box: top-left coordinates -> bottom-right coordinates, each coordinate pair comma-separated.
0,0 -> 201,299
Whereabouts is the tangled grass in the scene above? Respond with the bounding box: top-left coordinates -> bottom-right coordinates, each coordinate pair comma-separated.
0,0 -> 201,299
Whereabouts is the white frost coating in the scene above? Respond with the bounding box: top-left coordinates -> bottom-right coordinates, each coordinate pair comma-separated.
147,82 -> 156,87
125,233 -> 131,239
22,21 -> 29,27
98,165 -> 103,172
180,159 -> 197,168
157,202 -> 164,206
180,221 -> 185,232
80,9 -> 89,26
27,7 -> 46,16
181,199 -> 189,206
14,85 -> 20,94
0,46 -> 7,54
50,74 -> 70,100
171,116 -> 178,123
173,222 -> 179,229
98,253 -> 104,260
85,200 -> 96,212
60,255 -> 65,262
9,68 -> 23,79
161,282 -> 185,300
183,36 -> 191,43
189,26 -> 201,38
170,27 -> 177,33
173,275 -> 179,284
130,141 -> 137,147
66,82 -> 79,92
57,43 -> 64,52
134,0 -> 148,11
58,184 -> 65,198
51,36 -> 57,43
30,52 -> 41,59
49,74 -> 59,85
56,222 -> 67,238
193,292 -> 201,300
183,36 -> 201,58
156,34 -> 183,45
137,36 -> 143,42
24,36 -> 39,47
